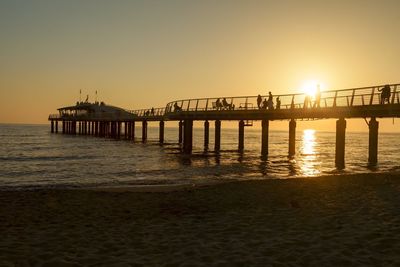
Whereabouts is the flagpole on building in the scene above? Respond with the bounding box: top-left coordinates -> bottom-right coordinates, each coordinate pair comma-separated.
96,90 -> 98,102
80,89 -> 82,102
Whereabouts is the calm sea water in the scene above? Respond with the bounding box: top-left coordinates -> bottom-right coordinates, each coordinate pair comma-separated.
0,124 -> 399,189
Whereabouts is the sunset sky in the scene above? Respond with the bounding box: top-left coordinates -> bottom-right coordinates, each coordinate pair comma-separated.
1,0 -> 399,131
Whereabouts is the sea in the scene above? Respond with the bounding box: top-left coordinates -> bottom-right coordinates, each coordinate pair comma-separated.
1,124 -> 400,190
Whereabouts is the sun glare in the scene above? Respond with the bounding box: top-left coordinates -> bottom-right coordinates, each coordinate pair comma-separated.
302,80 -> 323,97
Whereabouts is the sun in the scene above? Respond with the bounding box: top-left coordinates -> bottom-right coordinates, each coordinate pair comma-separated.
302,80 -> 322,97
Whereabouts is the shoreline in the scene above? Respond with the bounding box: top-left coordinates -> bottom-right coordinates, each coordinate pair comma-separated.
2,171 -> 400,193
1,172 -> 400,265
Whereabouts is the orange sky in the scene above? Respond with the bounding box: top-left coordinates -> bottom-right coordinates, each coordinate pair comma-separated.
0,0 -> 399,132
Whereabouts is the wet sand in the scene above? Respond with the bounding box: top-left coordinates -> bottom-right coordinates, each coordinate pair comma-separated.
1,173 -> 400,266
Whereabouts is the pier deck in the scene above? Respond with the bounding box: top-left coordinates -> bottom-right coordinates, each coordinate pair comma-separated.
49,83 -> 400,169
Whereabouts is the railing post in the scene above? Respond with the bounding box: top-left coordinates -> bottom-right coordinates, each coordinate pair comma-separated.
187,100 -> 191,111
391,85 -> 397,104
195,100 -> 199,111
291,95 -> 295,109
205,99 -> 209,111
350,89 -> 355,106
333,91 -> 338,107
369,87 -> 375,105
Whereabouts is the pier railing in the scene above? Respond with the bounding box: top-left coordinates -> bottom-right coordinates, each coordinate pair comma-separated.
165,84 -> 400,114
126,107 -> 166,117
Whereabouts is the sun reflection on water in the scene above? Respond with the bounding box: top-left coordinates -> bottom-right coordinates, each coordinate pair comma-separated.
300,129 -> 321,176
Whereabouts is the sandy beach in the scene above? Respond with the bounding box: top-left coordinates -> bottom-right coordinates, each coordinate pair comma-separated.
1,173 -> 400,266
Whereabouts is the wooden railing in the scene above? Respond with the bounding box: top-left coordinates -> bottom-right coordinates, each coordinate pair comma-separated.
50,84 -> 400,121
126,107 -> 166,117
165,84 -> 400,114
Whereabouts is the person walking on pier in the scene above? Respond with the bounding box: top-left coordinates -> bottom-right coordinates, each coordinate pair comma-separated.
267,96 -> 274,110
304,95 -> 311,108
378,84 -> 391,104
276,97 -> 281,109
262,98 -> 268,109
174,102 -> 182,112
257,94 -> 262,109
215,98 -> 221,110
268,91 -> 273,103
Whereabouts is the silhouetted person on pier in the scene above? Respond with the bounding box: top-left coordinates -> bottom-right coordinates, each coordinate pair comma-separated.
215,98 -> 222,110
257,94 -> 262,109
304,95 -> 311,108
378,84 -> 391,104
174,102 -> 182,112
151,107 -> 154,115
314,86 -> 321,108
262,98 -> 268,109
268,91 -> 273,102
267,96 -> 274,110
222,98 -> 233,110
276,97 -> 281,109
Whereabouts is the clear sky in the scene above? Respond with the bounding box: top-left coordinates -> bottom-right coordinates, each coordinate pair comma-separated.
1,0 -> 399,131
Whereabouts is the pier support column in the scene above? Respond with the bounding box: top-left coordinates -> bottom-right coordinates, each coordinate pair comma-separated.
117,122 -> 121,139
124,122 -> 128,139
215,120 -> 221,152
73,121 -> 77,135
127,122 -> 131,140
55,121 -> 58,133
204,120 -> 209,150
289,119 -> 296,157
51,120 -> 54,133
178,121 -> 183,144
368,117 -> 379,166
183,120 -> 193,153
261,120 -> 269,157
100,122 -> 104,137
335,118 -> 346,169
131,121 -> 135,140
88,122 -> 91,135
95,121 -> 99,136
159,121 -> 165,144
238,120 -> 245,152
142,121 -> 147,142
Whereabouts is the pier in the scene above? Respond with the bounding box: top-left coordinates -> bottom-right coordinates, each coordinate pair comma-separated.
49,84 -> 400,169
